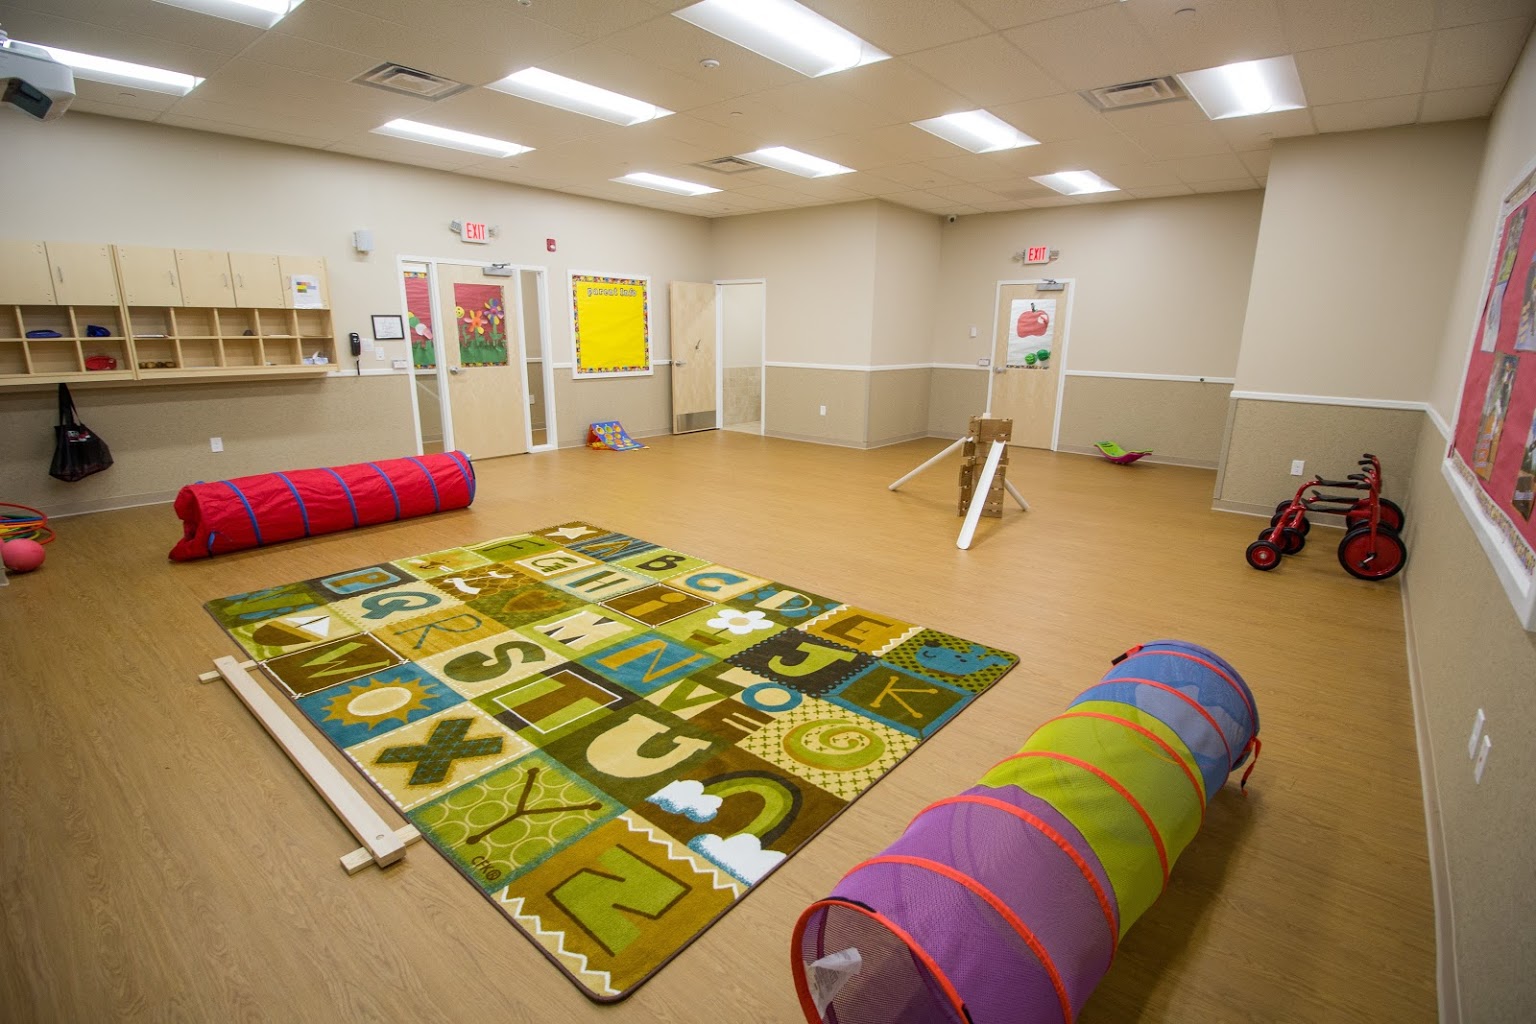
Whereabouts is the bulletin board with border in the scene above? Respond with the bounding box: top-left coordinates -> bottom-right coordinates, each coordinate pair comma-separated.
1446,153 -> 1536,630
569,272 -> 652,378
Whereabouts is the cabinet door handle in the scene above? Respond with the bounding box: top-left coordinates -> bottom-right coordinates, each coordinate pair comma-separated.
236,274 -> 244,289
222,273 -> 229,288
56,266 -> 64,282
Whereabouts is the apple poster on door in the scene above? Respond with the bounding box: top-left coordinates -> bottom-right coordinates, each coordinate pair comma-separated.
1007,298 -> 1056,368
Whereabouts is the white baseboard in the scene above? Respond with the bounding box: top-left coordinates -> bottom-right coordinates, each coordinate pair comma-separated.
1056,443 -> 1217,470
40,490 -> 180,519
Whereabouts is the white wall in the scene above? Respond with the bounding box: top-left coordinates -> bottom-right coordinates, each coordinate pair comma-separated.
1234,121 -> 1489,401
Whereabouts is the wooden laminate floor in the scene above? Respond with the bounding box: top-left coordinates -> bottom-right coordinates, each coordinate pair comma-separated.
0,433 -> 1435,1023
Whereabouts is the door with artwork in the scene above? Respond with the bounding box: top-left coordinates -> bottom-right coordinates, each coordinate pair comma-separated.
436,263 -> 528,459
670,281 -> 718,434
989,280 -> 1072,449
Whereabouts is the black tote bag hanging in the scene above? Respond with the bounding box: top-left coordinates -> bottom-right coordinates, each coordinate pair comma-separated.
49,383 -> 113,482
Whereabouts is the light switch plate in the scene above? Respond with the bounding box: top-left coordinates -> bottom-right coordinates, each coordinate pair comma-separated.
1468,708 -> 1485,758
210,436 -> 223,453
1474,734 -> 1492,783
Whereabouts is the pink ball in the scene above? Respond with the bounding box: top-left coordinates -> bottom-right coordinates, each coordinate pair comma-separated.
1,538 -> 46,573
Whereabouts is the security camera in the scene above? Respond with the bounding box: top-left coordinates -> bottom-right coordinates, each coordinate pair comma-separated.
0,37 -> 75,121
946,214 -> 958,224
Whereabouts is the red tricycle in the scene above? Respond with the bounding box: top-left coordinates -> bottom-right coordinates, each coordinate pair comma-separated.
1246,453 -> 1408,580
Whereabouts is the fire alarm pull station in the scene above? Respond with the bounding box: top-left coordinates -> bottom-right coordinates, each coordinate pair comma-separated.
546,238 -> 557,253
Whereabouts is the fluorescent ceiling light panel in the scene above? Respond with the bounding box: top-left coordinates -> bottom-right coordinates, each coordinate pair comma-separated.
1031,170 -> 1119,196
372,119 -> 533,158
739,146 -> 852,177
34,45 -> 203,95
151,0 -> 305,30
1176,55 -> 1306,120
911,109 -> 1038,154
673,0 -> 889,78
488,68 -> 671,126
614,172 -> 721,196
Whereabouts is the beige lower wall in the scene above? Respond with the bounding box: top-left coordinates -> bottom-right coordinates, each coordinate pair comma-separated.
1057,376 -> 1233,468
867,369 -> 932,447
724,366 -> 762,427
1402,413 -> 1536,1023
553,367 -> 673,448
1216,399 -> 1424,511
927,367 -> 989,438
764,365 -> 868,446
0,374 -> 415,516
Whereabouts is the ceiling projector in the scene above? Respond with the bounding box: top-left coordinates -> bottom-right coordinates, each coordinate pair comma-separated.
0,36 -> 75,121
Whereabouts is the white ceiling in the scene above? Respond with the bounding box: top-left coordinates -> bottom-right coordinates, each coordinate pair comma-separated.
5,0 -> 1533,218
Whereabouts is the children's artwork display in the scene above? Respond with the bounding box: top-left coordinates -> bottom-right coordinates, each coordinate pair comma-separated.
1448,156 -> 1536,629
454,282 -> 510,367
1007,298 -> 1056,368
571,274 -> 651,377
404,269 -> 436,369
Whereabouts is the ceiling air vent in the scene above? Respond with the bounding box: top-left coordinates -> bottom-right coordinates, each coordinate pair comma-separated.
1079,76 -> 1186,111
694,156 -> 764,175
353,63 -> 469,101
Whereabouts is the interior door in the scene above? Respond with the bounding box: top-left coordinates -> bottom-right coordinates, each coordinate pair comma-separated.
436,263 -> 528,459
670,281 -> 718,434
989,280 -> 1071,449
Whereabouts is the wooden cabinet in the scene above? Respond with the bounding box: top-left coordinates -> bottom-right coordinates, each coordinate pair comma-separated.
0,239 -> 337,388
279,255 -> 329,309
175,249 -> 237,307
0,241 -> 57,305
115,246 -> 185,306
47,243 -> 120,305
229,251 -> 283,308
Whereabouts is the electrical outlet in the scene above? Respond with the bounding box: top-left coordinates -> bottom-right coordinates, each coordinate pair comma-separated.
210,436 -> 223,453
977,357 -> 991,367
819,405 -> 827,416
1474,734 -> 1492,783
1468,708 -> 1486,758
391,358 -> 407,370
1290,459 -> 1305,476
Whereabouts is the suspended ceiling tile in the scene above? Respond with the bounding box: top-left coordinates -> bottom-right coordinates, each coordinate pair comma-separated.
919,152 -> 1020,184
192,58 -> 427,120
928,182 -> 1011,206
990,93 -> 1123,143
1432,0 -> 1536,29
426,89 -> 606,148
1310,93 -> 1421,132
1127,0 -> 1289,73
1276,0 -> 1434,51
1294,33 -> 1431,104
70,98 -> 162,122
165,95 -> 372,141
903,34 -> 1063,107
69,78 -> 181,114
803,0 -> 993,56
1004,5 -> 1168,93
1214,107 -> 1317,150
648,113 -> 772,155
1169,152 -> 1252,182
1128,183 -> 1198,198
835,171 -> 921,196
1426,17 -> 1533,91
0,8 -> 234,77
1080,161 -> 1185,188
536,42 -> 725,112
506,0 -> 664,40
987,133 -> 1154,173
600,15 -> 802,94
1023,195 -> 1081,207
1240,149 -> 1273,176
962,0 -> 1110,32
824,123 -> 969,165
1190,177 -> 1261,192
1101,98 -> 1214,131
1119,120 -> 1234,159
831,60 -> 973,124
774,179 -> 870,203
732,183 -> 824,204
5,0 -> 264,54
157,115 -> 338,151
875,163 -> 967,189
237,33 -> 381,84
969,198 -> 1037,213
757,79 -> 895,137
1417,84 -> 1503,121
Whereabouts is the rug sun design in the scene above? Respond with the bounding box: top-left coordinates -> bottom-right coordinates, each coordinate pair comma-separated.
207,522 -> 1018,1001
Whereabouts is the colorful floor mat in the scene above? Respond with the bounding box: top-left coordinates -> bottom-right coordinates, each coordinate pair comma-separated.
206,522 -> 1018,1001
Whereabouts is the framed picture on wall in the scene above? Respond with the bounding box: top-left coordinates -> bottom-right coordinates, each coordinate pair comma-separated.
1445,153 -> 1536,631
371,314 -> 405,341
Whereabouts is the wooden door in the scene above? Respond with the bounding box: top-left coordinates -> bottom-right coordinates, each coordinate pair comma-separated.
989,281 -> 1071,449
436,263 -> 527,460
46,243 -> 120,305
115,246 -> 184,306
0,241 -> 56,304
279,255 -> 329,308
175,249 -> 237,306
669,281 -> 717,434
230,252 -> 284,308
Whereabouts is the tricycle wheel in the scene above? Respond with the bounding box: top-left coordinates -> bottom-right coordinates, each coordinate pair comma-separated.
1280,527 -> 1305,554
1337,525 -> 1407,580
1274,499 -> 1292,516
1246,539 -> 1281,571
1346,498 -> 1405,533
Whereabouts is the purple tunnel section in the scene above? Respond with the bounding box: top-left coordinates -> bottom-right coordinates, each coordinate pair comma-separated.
793,640 -> 1259,1024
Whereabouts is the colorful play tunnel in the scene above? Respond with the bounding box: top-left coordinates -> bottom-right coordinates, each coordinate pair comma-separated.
169,451 -> 475,560
791,640 -> 1260,1024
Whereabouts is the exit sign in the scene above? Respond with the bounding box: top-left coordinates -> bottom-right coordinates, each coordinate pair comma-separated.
1024,245 -> 1051,264
462,220 -> 489,244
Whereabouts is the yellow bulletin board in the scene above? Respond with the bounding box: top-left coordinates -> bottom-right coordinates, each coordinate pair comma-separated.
570,272 -> 652,378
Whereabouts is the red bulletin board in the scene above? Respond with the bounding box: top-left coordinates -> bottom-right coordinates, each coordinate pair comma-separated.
1448,158 -> 1536,629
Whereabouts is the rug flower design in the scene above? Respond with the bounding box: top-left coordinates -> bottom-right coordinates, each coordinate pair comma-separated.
707,609 -> 774,635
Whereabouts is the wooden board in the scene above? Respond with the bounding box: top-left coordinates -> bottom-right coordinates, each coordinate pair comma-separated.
47,243 -> 120,306
990,281 -> 1070,449
175,249 -> 236,308
670,280 -> 717,433
230,251 -> 284,309
0,240 -> 56,305
115,245 -> 184,307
